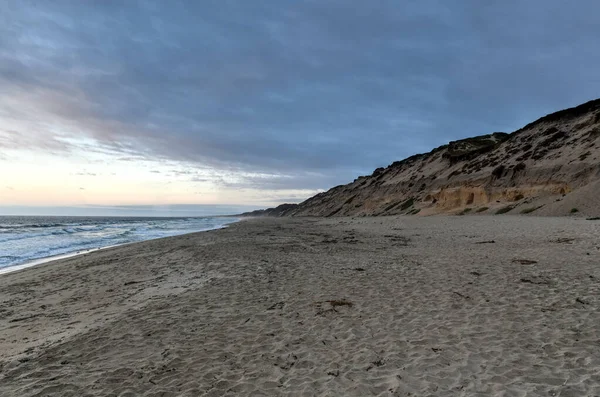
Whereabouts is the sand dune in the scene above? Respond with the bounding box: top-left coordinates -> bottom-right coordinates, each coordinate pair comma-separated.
243,99 -> 600,219
1,216 -> 599,396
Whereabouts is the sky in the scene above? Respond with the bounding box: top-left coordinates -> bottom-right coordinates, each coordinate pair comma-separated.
1,1 -> 599,216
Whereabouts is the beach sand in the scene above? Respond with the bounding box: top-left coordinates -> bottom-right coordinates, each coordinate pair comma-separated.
0,216 -> 599,396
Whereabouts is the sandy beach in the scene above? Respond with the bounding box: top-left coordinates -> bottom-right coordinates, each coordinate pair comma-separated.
1,216 -> 599,396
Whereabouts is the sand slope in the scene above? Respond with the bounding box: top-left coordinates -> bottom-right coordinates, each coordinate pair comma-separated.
1,217 -> 599,396
245,99 -> 600,218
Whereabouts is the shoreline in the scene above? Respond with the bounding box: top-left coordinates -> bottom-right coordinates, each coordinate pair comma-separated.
1,216 -> 599,396
0,246 -> 113,276
0,220 -> 239,276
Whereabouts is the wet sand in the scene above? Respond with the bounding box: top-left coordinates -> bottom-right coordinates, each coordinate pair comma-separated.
0,216 -> 599,396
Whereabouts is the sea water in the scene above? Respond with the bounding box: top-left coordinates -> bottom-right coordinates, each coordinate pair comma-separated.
0,216 -> 238,271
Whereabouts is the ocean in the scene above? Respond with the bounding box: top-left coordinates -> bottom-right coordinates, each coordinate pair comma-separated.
0,216 -> 238,271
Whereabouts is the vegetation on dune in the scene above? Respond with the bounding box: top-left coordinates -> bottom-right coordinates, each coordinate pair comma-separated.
383,200 -> 402,212
495,206 -> 514,215
399,197 -> 415,211
491,165 -> 505,179
443,133 -> 509,163
521,205 -> 544,214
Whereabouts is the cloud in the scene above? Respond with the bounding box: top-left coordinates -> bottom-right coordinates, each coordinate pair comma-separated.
1,1 -> 600,192
190,177 -> 211,183
213,171 -> 339,192
171,170 -> 195,176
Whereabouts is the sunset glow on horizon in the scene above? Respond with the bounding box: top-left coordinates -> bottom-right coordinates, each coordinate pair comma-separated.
2,1 -> 599,215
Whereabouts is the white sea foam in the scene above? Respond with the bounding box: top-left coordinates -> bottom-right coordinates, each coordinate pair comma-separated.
0,216 -> 237,271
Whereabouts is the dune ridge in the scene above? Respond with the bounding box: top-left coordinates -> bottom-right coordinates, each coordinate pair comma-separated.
244,99 -> 600,217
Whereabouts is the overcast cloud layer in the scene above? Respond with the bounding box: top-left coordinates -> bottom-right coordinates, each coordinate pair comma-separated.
1,0 -> 600,191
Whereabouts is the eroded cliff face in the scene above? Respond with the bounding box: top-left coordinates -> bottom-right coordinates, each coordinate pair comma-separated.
284,99 -> 600,217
